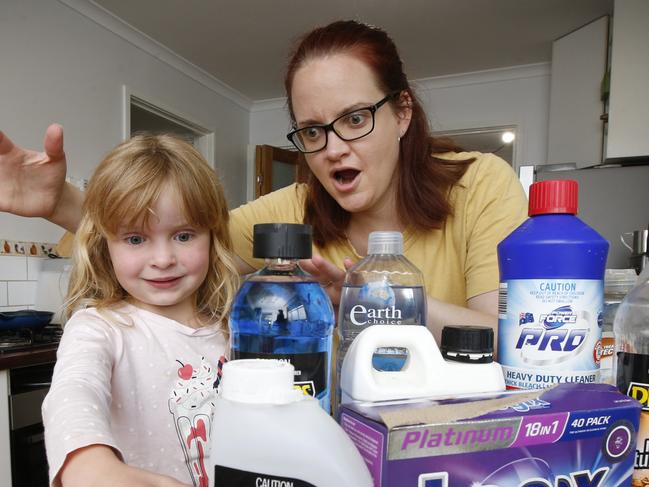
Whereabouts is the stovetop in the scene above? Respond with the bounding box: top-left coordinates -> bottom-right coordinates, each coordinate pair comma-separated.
0,325 -> 62,353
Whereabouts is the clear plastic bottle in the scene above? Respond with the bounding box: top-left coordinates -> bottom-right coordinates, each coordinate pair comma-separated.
601,268 -> 637,384
229,223 -> 335,412
614,264 -> 649,482
336,231 -> 427,410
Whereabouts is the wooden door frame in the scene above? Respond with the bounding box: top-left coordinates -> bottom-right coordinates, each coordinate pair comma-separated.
254,145 -> 309,198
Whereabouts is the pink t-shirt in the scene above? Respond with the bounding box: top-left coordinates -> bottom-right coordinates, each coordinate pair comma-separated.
42,303 -> 227,486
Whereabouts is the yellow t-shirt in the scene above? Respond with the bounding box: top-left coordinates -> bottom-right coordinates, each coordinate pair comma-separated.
230,152 -> 528,306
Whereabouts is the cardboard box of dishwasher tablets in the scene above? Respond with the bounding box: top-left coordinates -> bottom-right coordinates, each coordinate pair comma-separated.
339,383 -> 641,487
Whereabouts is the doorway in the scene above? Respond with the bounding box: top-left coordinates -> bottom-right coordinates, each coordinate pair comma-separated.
433,126 -> 518,168
122,86 -> 215,164
254,145 -> 309,198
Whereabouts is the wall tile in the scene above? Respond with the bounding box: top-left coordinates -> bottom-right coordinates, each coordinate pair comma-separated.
0,282 -> 7,307
7,281 -> 37,306
0,306 -> 28,312
27,257 -> 45,281
0,256 -> 27,281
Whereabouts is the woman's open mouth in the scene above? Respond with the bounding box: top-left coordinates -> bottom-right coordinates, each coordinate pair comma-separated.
332,169 -> 360,190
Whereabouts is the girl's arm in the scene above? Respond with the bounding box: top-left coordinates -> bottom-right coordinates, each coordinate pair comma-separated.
0,125 -> 83,231
59,445 -> 189,487
43,314 -> 190,487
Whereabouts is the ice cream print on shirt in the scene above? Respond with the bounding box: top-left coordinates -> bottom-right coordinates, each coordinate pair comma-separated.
169,356 -> 221,487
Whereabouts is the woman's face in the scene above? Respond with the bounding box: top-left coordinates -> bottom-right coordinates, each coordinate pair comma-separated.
290,53 -> 411,217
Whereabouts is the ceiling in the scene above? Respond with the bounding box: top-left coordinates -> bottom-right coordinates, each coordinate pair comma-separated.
92,0 -> 613,101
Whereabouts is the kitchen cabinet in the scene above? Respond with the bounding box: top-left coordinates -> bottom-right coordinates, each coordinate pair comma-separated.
606,0 -> 649,161
547,0 -> 649,166
547,16 -> 608,167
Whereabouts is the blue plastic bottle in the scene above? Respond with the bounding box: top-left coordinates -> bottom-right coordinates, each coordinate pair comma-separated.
497,180 -> 608,389
229,223 -> 335,412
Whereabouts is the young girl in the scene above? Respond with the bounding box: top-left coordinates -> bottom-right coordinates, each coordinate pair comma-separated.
41,134 -> 239,487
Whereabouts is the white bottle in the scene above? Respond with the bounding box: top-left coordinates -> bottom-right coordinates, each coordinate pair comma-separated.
336,231 -> 426,411
340,325 -> 505,404
209,359 -> 373,487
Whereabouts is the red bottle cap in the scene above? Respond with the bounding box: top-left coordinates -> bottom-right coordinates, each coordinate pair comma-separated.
528,180 -> 578,216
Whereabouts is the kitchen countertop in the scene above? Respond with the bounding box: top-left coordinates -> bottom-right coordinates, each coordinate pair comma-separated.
0,345 -> 57,370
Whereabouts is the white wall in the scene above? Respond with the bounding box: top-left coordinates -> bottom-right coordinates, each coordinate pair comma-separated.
416,64 -> 550,170
1,0 -> 552,244
249,63 -> 551,182
0,0 -> 251,243
249,99 -> 293,149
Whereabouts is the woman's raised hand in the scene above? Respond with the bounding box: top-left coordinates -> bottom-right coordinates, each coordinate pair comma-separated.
0,124 -> 68,218
300,254 -> 355,309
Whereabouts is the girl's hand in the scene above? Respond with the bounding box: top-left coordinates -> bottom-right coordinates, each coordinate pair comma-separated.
0,124 -> 68,218
60,445 -> 192,487
300,254 -> 355,308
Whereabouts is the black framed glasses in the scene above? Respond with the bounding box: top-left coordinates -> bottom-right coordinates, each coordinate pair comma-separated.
286,92 -> 399,154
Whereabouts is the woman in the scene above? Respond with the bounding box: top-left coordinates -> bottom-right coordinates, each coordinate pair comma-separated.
0,20 -> 527,343
231,21 -> 527,343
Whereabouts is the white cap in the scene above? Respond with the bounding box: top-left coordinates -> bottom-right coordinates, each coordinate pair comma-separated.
219,359 -> 305,404
367,231 -> 403,255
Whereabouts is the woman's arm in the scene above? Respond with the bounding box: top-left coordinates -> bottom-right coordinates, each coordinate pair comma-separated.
0,125 -> 83,231
427,290 -> 498,346
301,255 -> 499,347
51,182 -> 84,233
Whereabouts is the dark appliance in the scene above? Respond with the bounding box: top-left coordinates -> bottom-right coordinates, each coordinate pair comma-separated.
0,324 -> 62,354
2,323 -> 61,487
9,361 -> 55,487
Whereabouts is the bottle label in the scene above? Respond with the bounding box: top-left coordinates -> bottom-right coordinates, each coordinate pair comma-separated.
233,350 -> 327,401
498,279 -> 602,389
617,352 -> 649,482
600,330 -> 615,385
213,464 -> 316,486
339,283 -> 426,328
338,283 -> 426,373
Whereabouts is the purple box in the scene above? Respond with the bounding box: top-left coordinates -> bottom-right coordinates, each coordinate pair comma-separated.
340,383 -> 640,487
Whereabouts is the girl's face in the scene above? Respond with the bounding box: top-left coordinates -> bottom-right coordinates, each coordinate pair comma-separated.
291,53 -> 411,217
106,187 -> 210,325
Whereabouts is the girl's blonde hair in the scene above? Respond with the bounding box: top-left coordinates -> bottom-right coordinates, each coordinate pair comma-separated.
65,134 -> 239,330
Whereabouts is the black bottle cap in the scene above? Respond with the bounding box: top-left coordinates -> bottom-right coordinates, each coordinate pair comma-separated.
440,325 -> 494,364
252,223 -> 313,259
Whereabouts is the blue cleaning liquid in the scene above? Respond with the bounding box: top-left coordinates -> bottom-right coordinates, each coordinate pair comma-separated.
230,280 -> 334,411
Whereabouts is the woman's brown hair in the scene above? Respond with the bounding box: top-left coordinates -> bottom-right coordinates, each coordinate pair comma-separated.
284,20 -> 474,247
